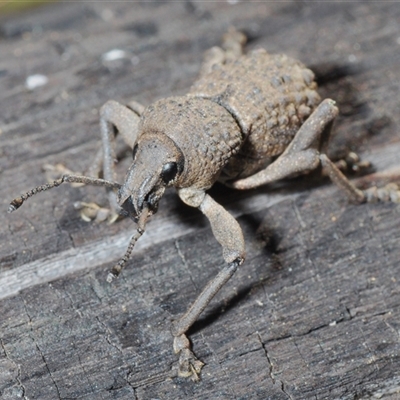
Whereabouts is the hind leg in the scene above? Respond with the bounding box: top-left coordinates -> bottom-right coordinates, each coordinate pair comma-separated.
230,99 -> 400,203
198,27 -> 246,76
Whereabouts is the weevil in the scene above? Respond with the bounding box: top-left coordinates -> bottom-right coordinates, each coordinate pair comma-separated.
9,28 -> 400,380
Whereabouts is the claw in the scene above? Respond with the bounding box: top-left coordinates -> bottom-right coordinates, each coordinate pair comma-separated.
363,183 -> 400,203
345,152 -> 372,174
173,334 -> 205,381
333,152 -> 372,175
73,201 -> 118,223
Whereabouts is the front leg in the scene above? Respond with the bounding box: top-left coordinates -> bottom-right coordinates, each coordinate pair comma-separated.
173,189 -> 245,380
99,100 -> 142,217
42,100 -> 144,223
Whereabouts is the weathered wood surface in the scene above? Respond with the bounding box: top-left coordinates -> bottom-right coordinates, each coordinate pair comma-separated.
1,2 -> 400,399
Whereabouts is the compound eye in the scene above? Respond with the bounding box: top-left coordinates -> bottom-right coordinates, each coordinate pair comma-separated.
132,144 -> 139,160
161,162 -> 178,184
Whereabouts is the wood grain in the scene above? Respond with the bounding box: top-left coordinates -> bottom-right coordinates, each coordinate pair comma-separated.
1,2 -> 400,399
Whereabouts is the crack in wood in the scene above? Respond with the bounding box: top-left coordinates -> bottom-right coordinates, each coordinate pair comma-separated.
95,315 -> 124,355
21,299 -> 62,400
257,333 -> 294,400
0,338 -> 27,400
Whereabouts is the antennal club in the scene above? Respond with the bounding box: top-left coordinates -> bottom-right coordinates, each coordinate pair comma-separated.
107,205 -> 150,282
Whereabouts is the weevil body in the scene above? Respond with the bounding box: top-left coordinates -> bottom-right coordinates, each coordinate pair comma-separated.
120,41 -> 322,208
9,28 -> 400,380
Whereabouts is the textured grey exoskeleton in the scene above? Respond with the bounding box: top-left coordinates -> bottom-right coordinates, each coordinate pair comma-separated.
9,28 -> 400,380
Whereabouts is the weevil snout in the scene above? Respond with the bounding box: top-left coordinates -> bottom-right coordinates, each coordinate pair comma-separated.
118,132 -> 184,218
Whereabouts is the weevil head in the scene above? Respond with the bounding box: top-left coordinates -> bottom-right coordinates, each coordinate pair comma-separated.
118,132 -> 184,219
